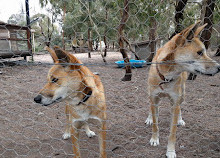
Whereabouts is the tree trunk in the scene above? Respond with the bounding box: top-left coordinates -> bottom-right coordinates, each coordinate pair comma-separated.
25,0 -> 32,61
200,0 -> 206,21
113,41 -> 115,50
87,0 -> 93,58
94,39 -> 98,50
88,28 -> 92,58
200,0 -> 215,49
188,0 -> 216,80
104,7 -> 108,57
48,14 -> 55,48
215,46 -> 220,56
147,16 -> 157,62
118,0 -> 131,81
104,35 -> 107,57
170,0 -> 188,39
62,4 -> 66,50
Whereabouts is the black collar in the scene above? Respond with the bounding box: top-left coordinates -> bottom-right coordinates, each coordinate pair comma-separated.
77,90 -> 93,105
156,64 -> 174,90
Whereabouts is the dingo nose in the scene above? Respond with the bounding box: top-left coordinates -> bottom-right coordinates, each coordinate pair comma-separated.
34,95 -> 42,103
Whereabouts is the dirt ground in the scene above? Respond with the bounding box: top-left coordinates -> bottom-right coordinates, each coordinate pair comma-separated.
0,51 -> 219,158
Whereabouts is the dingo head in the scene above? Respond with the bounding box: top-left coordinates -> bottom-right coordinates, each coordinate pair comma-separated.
34,46 -> 94,106
163,21 -> 220,76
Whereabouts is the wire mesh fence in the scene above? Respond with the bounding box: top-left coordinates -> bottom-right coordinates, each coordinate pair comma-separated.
0,0 -> 220,158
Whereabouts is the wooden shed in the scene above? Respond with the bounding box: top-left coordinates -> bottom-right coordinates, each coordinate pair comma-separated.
131,40 -> 151,60
0,21 -> 32,59
131,39 -> 163,60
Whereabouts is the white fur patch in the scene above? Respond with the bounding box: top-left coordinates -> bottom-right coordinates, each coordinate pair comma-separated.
145,115 -> 153,125
41,95 -> 53,105
86,130 -> 96,138
166,151 -> 176,158
178,118 -> 185,126
150,137 -> 160,146
62,132 -> 71,140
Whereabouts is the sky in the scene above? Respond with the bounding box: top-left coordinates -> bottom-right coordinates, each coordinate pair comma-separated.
0,0 -> 48,23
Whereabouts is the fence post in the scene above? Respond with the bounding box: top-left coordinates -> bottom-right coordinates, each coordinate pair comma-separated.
25,0 -> 32,61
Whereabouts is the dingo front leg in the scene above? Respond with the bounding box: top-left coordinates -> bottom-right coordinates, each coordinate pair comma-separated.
63,105 -> 71,140
166,105 -> 181,158
149,96 -> 160,146
71,126 -> 80,158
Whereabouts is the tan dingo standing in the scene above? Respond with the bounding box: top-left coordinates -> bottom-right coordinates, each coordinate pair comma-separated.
34,46 -> 107,158
145,21 -> 220,158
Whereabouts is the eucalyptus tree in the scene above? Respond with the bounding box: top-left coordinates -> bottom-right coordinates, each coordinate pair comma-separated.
39,0 -> 74,49
117,0 -> 132,81
213,0 -> 220,56
170,0 -> 188,39
8,14 -> 26,25
128,0 -> 172,62
31,13 -> 59,47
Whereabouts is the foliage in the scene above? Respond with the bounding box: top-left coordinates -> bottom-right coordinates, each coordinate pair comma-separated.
12,0 -> 216,51
31,13 -> 60,48
7,11 -> 61,52
8,14 -> 26,26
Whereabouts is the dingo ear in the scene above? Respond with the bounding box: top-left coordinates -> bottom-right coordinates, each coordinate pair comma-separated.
44,46 -> 58,62
194,23 -> 208,37
176,21 -> 201,46
184,21 -> 201,41
44,46 -> 71,63
82,74 -> 96,93
159,52 -> 175,71
53,45 -> 83,65
53,46 -> 71,63
162,53 -> 174,62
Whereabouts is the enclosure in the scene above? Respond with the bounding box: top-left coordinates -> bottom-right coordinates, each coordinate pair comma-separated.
0,0 -> 220,158
0,22 -> 32,59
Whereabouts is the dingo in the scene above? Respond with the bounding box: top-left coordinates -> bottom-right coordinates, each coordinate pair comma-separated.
145,21 -> 220,158
34,46 -> 107,158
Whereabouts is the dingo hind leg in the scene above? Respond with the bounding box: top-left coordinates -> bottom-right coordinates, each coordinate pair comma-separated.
99,119 -> 107,158
166,96 -> 184,158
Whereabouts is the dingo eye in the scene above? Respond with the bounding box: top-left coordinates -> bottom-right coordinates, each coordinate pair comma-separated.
52,78 -> 59,83
197,51 -> 203,56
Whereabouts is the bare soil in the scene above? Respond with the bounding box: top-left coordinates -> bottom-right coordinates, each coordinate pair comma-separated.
0,51 -> 219,158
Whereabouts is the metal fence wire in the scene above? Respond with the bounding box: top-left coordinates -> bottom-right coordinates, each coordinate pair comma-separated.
0,0 -> 219,158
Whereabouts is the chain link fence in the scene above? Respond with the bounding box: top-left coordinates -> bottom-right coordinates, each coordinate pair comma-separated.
0,0 -> 219,158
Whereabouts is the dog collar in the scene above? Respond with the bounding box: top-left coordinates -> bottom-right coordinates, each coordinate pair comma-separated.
156,64 -> 174,90
77,90 -> 93,105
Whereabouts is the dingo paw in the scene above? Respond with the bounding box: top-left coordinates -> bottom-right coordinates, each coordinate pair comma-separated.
150,137 -> 159,146
178,119 -> 185,126
86,130 -> 96,138
145,116 -> 153,125
166,151 -> 176,158
62,132 -> 71,140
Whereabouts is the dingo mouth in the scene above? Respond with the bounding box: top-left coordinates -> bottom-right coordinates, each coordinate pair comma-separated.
34,95 -> 63,106
194,69 -> 218,76
42,97 -> 63,106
